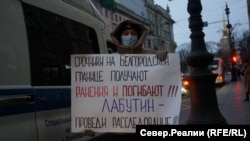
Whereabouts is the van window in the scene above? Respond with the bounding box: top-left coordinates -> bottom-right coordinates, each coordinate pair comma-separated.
22,3 -> 100,86
107,41 -> 117,53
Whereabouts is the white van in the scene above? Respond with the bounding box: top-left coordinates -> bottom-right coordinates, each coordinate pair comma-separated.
0,0 -> 114,140
208,57 -> 225,86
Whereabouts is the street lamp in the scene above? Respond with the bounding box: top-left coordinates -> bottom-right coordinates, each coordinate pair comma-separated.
185,0 -> 227,124
225,3 -> 237,81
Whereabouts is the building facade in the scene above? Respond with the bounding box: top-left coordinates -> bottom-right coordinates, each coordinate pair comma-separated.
92,0 -> 176,53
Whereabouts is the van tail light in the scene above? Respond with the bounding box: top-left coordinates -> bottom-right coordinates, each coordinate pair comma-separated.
183,80 -> 189,87
218,75 -> 223,81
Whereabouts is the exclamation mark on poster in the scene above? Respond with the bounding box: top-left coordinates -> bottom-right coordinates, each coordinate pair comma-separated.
167,85 -> 178,97
113,86 -> 118,97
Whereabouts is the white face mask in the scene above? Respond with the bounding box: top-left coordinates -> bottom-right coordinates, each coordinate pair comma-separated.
121,35 -> 138,47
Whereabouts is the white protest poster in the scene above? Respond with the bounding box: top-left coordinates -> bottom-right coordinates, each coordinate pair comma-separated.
71,53 -> 181,133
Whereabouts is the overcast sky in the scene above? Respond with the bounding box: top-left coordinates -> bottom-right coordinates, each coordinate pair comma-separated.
154,0 -> 249,46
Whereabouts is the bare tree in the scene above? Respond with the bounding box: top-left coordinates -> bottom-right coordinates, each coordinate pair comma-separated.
237,30 -> 250,62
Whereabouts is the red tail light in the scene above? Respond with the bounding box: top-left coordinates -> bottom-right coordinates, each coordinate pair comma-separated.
218,75 -> 223,81
183,80 -> 189,87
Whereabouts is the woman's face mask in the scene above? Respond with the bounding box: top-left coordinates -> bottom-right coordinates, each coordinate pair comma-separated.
121,35 -> 138,47
121,29 -> 138,47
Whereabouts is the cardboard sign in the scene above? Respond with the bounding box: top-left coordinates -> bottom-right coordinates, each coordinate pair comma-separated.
71,54 -> 181,133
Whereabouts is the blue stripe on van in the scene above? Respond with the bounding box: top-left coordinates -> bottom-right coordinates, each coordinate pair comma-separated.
0,88 -> 71,116
0,88 -> 36,116
34,88 -> 70,111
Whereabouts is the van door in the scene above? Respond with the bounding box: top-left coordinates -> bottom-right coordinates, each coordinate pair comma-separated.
0,0 -> 37,140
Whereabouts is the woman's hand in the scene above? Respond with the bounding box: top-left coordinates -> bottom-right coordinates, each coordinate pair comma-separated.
156,51 -> 168,61
83,130 -> 95,137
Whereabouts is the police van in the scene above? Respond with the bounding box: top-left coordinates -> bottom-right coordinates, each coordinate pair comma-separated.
0,0 -> 114,140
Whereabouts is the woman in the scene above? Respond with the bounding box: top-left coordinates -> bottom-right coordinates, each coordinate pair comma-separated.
240,60 -> 250,101
85,20 -> 168,141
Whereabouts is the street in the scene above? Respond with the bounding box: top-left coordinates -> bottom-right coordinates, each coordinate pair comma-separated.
179,73 -> 250,125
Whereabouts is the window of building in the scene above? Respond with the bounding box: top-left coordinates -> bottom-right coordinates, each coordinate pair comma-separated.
147,39 -> 151,49
105,9 -> 108,18
22,3 -> 100,86
115,14 -> 118,21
